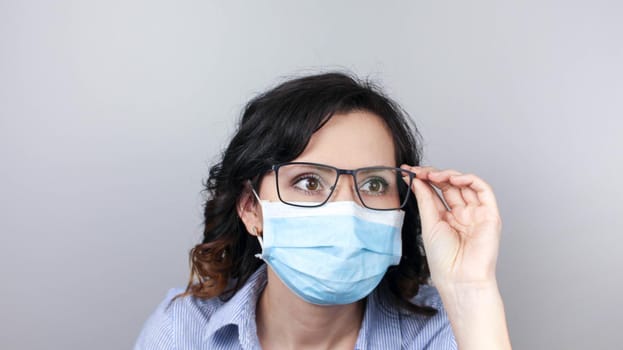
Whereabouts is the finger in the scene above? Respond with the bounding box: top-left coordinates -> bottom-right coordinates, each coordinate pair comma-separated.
424,181 -> 450,213
400,165 -> 447,212
408,177 -> 446,226
449,174 -> 499,209
400,164 -> 438,182
460,186 -> 480,206
401,165 -> 454,211
427,170 -> 466,208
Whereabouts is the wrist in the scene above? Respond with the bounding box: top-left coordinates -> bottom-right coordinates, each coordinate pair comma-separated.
434,278 -> 499,294
435,279 -> 512,350
435,279 -> 502,309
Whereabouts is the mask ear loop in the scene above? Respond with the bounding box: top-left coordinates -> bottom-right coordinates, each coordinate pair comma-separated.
253,226 -> 264,259
247,180 -> 265,259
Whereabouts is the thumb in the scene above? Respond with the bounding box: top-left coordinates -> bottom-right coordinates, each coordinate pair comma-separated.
408,177 -> 445,233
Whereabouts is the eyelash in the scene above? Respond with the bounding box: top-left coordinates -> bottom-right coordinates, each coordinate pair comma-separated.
359,177 -> 389,194
291,174 -> 324,193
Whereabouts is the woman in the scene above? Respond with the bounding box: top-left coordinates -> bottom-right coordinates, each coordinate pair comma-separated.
135,73 -> 512,349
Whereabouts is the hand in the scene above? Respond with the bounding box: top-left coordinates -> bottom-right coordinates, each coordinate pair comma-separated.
401,165 -> 512,349
401,165 -> 502,287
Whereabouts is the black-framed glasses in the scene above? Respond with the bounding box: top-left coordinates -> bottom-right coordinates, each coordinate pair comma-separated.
269,162 -> 415,211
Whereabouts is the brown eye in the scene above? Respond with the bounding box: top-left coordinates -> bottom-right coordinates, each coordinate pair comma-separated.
305,178 -> 319,191
360,177 -> 388,195
369,180 -> 381,192
293,175 -> 324,192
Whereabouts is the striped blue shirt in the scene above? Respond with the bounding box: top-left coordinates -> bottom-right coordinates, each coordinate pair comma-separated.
135,265 -> 457,349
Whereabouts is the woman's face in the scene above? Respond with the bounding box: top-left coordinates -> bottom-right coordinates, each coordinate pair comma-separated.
258,110 -> 396,204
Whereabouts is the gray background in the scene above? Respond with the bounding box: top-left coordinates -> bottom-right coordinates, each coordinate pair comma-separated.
1,1 -> 621,349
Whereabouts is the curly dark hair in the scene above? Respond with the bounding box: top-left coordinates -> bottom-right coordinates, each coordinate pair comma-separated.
177,72 -> 436,316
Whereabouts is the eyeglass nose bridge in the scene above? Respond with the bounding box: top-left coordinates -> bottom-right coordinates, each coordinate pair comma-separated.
327,169 -> 362,202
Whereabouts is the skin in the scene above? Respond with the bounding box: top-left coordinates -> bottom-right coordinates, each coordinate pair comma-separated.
237,110 -> 512,350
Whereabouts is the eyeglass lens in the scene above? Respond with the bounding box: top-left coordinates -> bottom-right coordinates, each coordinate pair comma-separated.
275,163 -> 410,210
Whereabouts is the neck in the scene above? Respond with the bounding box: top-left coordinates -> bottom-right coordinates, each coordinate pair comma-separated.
256,267 -> 364,350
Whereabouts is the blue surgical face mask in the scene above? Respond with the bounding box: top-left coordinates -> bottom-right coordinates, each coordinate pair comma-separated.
253,195 -> 404,305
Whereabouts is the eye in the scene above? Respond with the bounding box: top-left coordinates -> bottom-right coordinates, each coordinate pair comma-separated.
359,177 -> 388,195
293,174 -> 324,192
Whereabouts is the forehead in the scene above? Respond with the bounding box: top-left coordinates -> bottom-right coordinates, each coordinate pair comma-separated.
293,111 -> 396,168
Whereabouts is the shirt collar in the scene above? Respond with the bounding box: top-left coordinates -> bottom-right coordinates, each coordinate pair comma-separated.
203,264 -> 402,350
204,264 -> 268,349
355,290 -> 401,349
